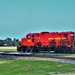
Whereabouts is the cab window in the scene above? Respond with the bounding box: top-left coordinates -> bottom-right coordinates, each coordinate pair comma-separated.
27,35 -> 31,39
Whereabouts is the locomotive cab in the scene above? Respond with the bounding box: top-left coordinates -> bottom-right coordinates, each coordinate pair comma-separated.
17,33 -> 35,52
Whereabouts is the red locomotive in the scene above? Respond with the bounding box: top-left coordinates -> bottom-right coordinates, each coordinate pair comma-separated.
17,31 -> 75,53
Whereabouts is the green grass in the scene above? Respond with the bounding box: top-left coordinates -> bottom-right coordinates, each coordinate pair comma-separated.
0,59 -> 75,75
34,53 -> 75,58
0,49 -> 16,52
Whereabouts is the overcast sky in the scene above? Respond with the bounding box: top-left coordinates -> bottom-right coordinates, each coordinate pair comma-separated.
0,0 -> 75,40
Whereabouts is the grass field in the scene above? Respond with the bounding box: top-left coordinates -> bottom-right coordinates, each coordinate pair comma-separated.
35,53 -> 75,58
0,47 -> 17,52
0,59 -> 75,75
0,49 -> 16,52
0,47 -> 75,75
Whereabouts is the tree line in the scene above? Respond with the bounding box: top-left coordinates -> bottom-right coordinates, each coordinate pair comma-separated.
0,38 -> 20,46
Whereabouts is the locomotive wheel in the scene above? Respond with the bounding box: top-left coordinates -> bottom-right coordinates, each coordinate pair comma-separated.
19,46 -> 28,52
20,47 -> 25,52
56,47 -> 61,53
54,46 -> 71,53
61,47 -> 71,53
26,47 -> 34,53
73,50 -> 75,53
54,47 -> 59,53
66,47 -> 71,53
32,47 -> 39,53
57,49 -> 62,53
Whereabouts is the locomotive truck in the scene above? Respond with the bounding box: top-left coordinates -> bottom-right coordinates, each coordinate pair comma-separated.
17,31 -> 75,53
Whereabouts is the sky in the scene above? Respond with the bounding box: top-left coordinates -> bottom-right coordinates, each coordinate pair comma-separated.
0,0 -> 75,40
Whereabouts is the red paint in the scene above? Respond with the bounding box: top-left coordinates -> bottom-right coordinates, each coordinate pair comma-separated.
21,31 -> 75,47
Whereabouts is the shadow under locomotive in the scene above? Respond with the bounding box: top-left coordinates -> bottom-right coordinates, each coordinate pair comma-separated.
17,31 -> 75,53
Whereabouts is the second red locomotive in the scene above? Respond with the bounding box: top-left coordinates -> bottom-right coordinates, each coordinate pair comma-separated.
17,31 -> 75,53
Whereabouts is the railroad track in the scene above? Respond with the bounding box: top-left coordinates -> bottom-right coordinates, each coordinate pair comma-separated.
0,52 -> 33,56
0,52 -> 75,64
0,52 -> 75,59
